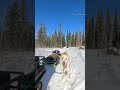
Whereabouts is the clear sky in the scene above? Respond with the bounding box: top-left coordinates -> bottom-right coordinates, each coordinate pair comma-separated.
35,0 -> 85,36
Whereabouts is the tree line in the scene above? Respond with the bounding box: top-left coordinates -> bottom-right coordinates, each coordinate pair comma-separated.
86,10 -> 120,49
0,0 -> 34,51
35,24 -> 85,48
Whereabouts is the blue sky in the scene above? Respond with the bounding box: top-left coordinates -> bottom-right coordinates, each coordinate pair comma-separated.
35,0 -> 85,36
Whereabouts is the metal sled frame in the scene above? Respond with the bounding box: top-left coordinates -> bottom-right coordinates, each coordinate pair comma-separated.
0,71 -> 24,90
35,56 -> 46,88
0,56 -> 46,90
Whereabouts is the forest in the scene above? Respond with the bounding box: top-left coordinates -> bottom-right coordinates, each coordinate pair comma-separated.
35,24 -> 85,48
0,0 -> 34,51
86,10 -> 120,49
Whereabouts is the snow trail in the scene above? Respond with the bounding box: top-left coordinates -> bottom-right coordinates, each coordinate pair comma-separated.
35,47 -> 85,90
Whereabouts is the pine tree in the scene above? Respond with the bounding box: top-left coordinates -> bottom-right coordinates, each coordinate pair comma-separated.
43,25 -> 47,47
113,10 -> 119,47
58,30 -> 60,47
106,10 -> 112,48
54,29 -> 57,47
91,17 -> 95,48
85,19 -> 89,48
57,24 -> 62,48
82,31 -> 85,46
4,0 -> 20,49
66,30 -> 69,47
37,24 -> 43,47
79,32 -> 82,47
71,33 -> 75,46
75,31 -> 79,47
19,0 -> 34,50
4,0 -> 34,50
95,11 -> 105,48
86,19 -> 93,48
60,24 -> 62,47
62,34 -> 66,47
68,30 -> 71,47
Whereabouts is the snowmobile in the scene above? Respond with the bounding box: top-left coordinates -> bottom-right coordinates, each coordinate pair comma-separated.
44,50 -> 60,67
45,54 -> 59,66
35,50 -> 60,67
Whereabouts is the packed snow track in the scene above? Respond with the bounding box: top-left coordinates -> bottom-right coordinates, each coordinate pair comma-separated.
35,47 -> 85,90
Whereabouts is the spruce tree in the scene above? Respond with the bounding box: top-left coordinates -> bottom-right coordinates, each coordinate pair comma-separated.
106,10 -> 112,48
95,11 -> 105,48
75,31 -> 79,47
58,24 -> 62,48
58,31 -> 60,47
59,24 -> 62,47
37,24 -> 43,47
43,25 -> 47,47
71,33 -> 75,46
91,17 -> 95,48
62,34 -> 66,47
4,0 -> 20,49
86,19 -> 92,48
85,19 -> 89,48
68,30 -> 71,47
66,30 -> 69,47
80,32 -> 82,47
54,30 -> 57,47
113,10 -> 119,47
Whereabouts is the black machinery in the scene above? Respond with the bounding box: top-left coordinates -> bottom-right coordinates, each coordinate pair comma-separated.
0,56 -> 46,90
0,50 -> 60,90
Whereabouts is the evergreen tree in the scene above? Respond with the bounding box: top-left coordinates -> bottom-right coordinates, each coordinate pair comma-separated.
95,11 -> 105,48
19,0 -> 34,50
4,0 -> 34,50
66,30 -> 69,47
57,31 -> 60,47
79,32 -> 82,47
68,30 -> 71,47
113,10 -> 119,47
4,1 -> 20,49
82,30 -> 85,46
86,19 -> 93,48
59,24 -> 62,47
37,24 -> 44,47
43,25 -> 47,47
57,24 -> 62,48
71,33 -> 75,46
85,19 -> 89,48
62,34 -> 66,47
91,17 -> 95,48
54,29 -> 57,47
75,31 -> 79,47
106,10 -> 112,48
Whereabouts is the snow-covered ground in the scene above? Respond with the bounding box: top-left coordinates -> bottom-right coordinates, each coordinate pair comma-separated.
35,47 -> 85,90
0,51 -> 34,74
86,49 -> 120,90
